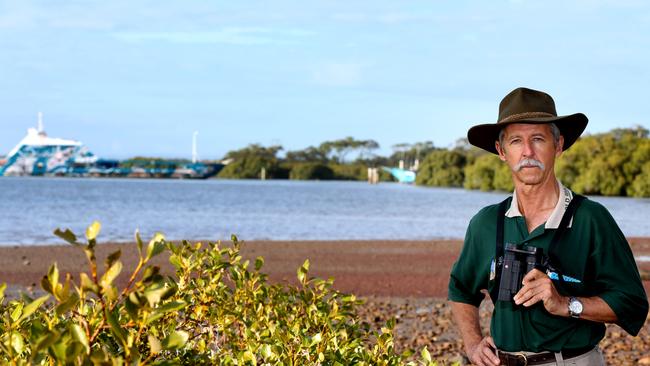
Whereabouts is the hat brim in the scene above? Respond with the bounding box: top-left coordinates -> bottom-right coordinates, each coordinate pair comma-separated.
467,113 -> 588,155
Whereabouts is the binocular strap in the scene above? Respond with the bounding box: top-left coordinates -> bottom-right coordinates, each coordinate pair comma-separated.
490,193 -> 586,303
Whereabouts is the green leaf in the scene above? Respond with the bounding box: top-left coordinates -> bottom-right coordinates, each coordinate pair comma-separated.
55,292 -> 79,315
10,332 -> 24,354
80,273 -> 99,293
135,229 -> 144,258
47,263 -> 59,291
153,361 -> 182,366
255,256 -> 264,271
41,275 -> 53,294
53,228 -> 78,245
156,300 -> 187,313
100,261 -> 123,289
141,265 -> 161,283
17,294 -> 49,323
342,294 -> 356,303
40,264 -> 60,297
146,233 -> 166,261
143,282 -> 173,307
260,344 -> 273,359
51,339 -> 67,361
90,347 -> 108,363
71,324 -> 90,354
148,335 -> 162,354
34,330 -> 59,352
145,301 -> 187,325
55,273 -> 73,302
311,332 -> 322,346
105,308 -> 127,347
242,350 -> 255,363
421,346 -> 432,363
86,221 -> 101,241
104,285 -> 119,302
124,295 -> 139,322
161,330 -> 188,350
0,282 -> 5,303
168,254 -> 182,269
145,311 -> 165,325
105,250 -> 122,269
297,259 -> 310,284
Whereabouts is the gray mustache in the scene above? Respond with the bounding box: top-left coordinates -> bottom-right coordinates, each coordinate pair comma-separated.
514,158 -> 545,171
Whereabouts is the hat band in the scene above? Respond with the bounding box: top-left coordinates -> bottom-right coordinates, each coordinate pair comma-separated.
499,111 -> 555,123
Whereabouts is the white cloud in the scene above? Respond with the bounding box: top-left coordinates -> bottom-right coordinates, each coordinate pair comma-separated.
112,27 -> 313,45
461,33 -> 479,43
0,1 -> 41,28
0,1 -> 117,30
312,63 -> 362,87
332,12 -> 442,25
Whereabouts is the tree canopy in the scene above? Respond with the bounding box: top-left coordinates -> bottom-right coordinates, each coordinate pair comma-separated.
214,127 -> 649,197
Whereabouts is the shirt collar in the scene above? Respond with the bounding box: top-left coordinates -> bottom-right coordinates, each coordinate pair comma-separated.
505,179 -> 574,229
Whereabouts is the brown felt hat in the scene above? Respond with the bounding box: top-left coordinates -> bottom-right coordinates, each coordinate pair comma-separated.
467,87 -> 588,154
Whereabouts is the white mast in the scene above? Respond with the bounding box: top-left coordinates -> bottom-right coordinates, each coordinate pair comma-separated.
37,112 -> 44,133
192,131 -> 198,163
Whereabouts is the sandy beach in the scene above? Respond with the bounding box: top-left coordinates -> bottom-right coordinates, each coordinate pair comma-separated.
1,238 -> 649,364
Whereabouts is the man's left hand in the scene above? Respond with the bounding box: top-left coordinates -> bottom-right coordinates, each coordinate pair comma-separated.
513,269 -> 568,316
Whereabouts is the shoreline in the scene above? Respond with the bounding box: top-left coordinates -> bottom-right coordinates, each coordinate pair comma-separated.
0,239 -> 463,298
1,238 -> 649,297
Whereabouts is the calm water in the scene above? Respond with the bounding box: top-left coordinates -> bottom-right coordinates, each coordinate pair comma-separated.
1,177 -> 648,245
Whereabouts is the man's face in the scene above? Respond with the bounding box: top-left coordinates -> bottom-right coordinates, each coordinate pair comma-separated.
495,123 -> 564,186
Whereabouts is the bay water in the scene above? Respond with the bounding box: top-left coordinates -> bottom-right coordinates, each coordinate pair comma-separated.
1,177 -> 648,245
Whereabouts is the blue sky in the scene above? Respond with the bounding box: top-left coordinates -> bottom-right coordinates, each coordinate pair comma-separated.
0,0 -> 648,160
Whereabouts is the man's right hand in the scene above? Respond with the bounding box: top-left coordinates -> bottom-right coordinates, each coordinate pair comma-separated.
467,336 -> 500,366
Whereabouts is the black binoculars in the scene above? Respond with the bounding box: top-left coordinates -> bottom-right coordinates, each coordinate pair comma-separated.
497,243 -> 545,302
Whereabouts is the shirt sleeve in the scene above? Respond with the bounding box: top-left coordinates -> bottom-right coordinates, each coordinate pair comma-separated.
585,201 -> 649,336
448,209 -> 493,307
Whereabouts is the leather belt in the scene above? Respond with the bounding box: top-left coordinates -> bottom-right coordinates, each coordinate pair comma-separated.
498,346 -> 593,366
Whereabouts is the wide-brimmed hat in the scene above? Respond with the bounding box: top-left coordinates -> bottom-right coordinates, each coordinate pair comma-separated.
467,87 -> 588,154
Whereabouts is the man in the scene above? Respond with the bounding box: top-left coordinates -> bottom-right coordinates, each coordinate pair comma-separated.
448,87 -> 648,366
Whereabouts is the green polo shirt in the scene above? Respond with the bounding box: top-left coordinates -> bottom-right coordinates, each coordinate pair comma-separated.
448,182 -> 648,352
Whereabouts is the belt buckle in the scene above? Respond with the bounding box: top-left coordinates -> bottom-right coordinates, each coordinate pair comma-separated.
515,352 -> 528,366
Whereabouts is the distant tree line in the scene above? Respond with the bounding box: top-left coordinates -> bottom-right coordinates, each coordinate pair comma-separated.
214,127 -> 650,197
416,126 -> 650,197
216,137 -> 436,182
118,157 -> 191,169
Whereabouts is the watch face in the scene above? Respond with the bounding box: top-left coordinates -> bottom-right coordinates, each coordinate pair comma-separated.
569,299 -> 583,314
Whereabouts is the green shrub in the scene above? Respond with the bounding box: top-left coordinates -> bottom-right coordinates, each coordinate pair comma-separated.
329,163 -> 392,182
492,163 -> 514,192
218,155 -> 282,179
0,222 -> 444,365
329,163 -> 367,180
415,150 -> 466,187
289,163 -> 335,180
629,161 -> 650,198
463,154 -> 500,191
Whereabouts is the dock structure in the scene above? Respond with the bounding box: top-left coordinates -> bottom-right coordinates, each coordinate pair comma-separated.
367,167 -> 379,184
381,166 -> 416,184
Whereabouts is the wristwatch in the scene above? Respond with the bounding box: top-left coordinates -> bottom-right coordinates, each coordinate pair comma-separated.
568,297 -> 583,318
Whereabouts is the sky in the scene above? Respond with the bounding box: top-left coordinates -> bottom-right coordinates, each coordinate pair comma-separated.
0,0 -> 649,160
